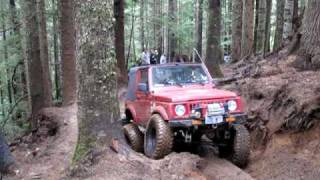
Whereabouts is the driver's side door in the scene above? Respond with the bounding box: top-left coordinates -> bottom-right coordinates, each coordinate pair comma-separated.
135,68 -> 151,125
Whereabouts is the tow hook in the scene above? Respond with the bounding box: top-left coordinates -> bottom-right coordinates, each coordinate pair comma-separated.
179,130 -> 192,143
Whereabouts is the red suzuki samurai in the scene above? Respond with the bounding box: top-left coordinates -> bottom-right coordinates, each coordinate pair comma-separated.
122,63 -> 250,167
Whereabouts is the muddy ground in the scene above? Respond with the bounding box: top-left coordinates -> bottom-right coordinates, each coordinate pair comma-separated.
3,52 -> 320,180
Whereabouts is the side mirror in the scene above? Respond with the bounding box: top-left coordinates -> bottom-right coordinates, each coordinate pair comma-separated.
138,83 -> 148,92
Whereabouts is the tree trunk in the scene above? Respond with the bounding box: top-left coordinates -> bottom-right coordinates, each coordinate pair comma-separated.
38,0 -> 53,107
60,0 -> 77,105
74,0 -> 120,162
283,0 -> 294,42
231,0 -> 243,62
23,0 -> 46,128
9,0 -> 26,100
114,0 -> 126,78
168,0 -> 177,61
256,0 -> 266,54
263,0 -> 272,55
52,0 -> 61,100
273,0 -> 285,50
1,6 -> 13,107
292,0 -> 299,33
241,0 -> 254,58
194,0 -> 203,62
140,0 -> 145,51
154,0 -> 163,55
253,0 -> 259,53
206,0 -> 223,77
300,0 -> 320,69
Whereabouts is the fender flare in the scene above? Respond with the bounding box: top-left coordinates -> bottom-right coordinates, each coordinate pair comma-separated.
152,106 -> 169,121
125,105 -> 137,121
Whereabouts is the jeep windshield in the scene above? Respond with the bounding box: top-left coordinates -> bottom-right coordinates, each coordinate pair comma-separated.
152,65 -> 209,87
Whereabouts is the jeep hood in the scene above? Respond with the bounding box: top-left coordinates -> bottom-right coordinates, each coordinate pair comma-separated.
153,87 -> 237,102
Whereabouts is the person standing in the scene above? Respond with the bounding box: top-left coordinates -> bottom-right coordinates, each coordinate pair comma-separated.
150,49 -> 158,64
141,49 -> 150,65
160,54 -> 167,64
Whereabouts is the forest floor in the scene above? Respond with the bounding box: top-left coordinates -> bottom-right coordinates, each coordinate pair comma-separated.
3,50 -> 320,180
5,105 -> 78,180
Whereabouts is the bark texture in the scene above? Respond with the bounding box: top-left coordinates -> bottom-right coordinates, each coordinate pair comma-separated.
263,0 -> 272,55
256,0 -> 266,54
140,0 -> 145,50
273,0 -> 285,50
114,0 -> 126,77
283,0 -> 294,42
206,0 -> 223,77
194,0 -> 203,62
154,0 -> 163,54
168,0 -> 177,61
74,0 -> 120,161
231,0 -> 243,62
60,0 -> 77,105
23,0 -> 46,128
241,0 -> 254,58
300,0 -> 320,69
38,0 -> 53,107
52,0 -> 61,100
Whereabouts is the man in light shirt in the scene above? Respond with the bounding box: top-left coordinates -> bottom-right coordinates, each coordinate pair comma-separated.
141,49 -> 150,65
160,54 -> 167,64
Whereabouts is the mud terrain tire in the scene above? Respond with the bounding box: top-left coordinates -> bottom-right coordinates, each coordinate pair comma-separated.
219,125 -> 250,167
123,124 -> 144,152
144,114 -> 173,159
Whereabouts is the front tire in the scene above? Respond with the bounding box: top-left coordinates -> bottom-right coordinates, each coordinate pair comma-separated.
219,125 -> 250,167
144,114 -> 173,159
123,123 -> 144,152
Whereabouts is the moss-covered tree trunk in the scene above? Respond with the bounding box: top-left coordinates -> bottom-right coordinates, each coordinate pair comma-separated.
74,0 -> 120,162
205,0 -> 223,78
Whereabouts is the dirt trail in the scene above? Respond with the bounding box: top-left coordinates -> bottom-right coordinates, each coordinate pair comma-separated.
4,93 -> 253,180
76,148 -> 254,180
6,105 -> 78,180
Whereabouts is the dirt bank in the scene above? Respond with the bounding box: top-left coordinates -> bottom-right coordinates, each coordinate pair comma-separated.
221,53 -> 320,180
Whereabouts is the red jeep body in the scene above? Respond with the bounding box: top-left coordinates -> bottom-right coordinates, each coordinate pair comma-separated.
123,63 -> 250,166
125,63 -> 246,127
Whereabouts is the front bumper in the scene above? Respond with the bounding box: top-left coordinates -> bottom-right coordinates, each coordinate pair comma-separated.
168,113 -> 247,128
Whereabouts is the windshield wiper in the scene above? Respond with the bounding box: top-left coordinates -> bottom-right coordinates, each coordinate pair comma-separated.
161,79 -> 183,87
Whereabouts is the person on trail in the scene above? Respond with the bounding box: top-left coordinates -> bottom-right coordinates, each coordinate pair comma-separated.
160,54 -> 167,64
150,49 -> 158,64
141,49 -> 150,65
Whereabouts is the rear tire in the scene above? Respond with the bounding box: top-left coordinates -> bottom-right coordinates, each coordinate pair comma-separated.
144,114 -> 173,159
219,125 -> 250,167
123,124 -> 144,152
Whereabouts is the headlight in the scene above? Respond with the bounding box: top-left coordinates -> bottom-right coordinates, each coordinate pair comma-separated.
227,100 -> 237,111
175,105 -> 186,116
